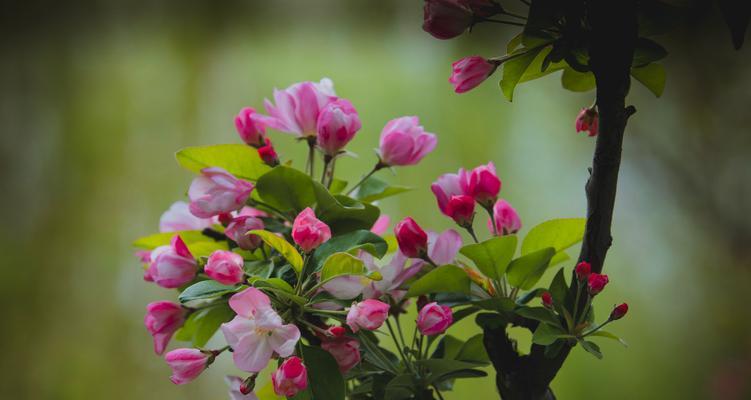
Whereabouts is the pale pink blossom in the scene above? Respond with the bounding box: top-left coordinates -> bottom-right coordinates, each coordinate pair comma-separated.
144,301 -> 186,355
189,167 -> 254,218
225,376 -> 259,400
159,201 -> 214,232
221,288 -> 300,372
225,216 -> 265,251
292,207 -> 332,253
164,348 -> 209,385
146,235 -> 197,289
235,107 -> 267,147
378,116 -> 437,166
321,336 -> 361,372
361,251 -> 423,300
461,162 -> 501,206
488,199 -> 522,235
416,302 -> 453,336
426,229 -> 463,265
431,170 -> 470,216
370,214 -> 390,236
257,78 -> 337,137
272,356 -> 309,397
449,56 -> 496,93
205,250 -> 245,285
316,99 -> 361,155
346,299 -> 390,332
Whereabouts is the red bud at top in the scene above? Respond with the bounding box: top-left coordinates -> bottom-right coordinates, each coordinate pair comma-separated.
575,261 -> 591,282
394,217 -> 429,258
541,291 -> 553,309
609,303 -> 628,321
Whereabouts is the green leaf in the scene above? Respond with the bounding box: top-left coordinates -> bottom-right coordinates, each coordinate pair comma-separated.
507,33 -> 523,53
313,182 -> 380,234
174,303 -> 233,347
186,241 -> 228,258
328,179 -> 348,194
248,230 -> 303,275
473,297 -> 516,313
516,288 -> 546,305
256,383 -> 286,400
416,359 -> 487,385
133,230 -> 210,249
354,176 -> 411,202
320,252 -> 367,282
579,339 -> 603,359
455,334 -> 489,363
175,144 -> 270,181
632,38 -> 668,67
406,265 -> 470,297
300,345 -> 345,400
549,268 -> 568,306
561,67 -> 596,92
384,374 -> 415,400
433,335 -> 464,360
631,63 -> 666,97
515,306 -> 561,327
310,230 -> 388,271
588,330 -> 628,347
178,280 -> 240,304
459,235 -> 517,280
255,166 -> 316,213
501,47 -> 545,101
506,247 -> 556,290
244,259 -> 273,278
522,218 -> 586,255
532,323 -> 570,346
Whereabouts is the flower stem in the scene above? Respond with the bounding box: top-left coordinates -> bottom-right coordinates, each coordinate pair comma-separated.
345,161 -> 385,196
465,225 -> 480,243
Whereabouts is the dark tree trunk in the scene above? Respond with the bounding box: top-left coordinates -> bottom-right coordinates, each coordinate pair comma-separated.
484,0 -> 638,398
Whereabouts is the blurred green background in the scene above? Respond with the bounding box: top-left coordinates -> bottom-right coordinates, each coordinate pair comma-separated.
2,1 -> 750,399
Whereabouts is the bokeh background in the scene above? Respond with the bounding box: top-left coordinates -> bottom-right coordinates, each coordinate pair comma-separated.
2,1 -> 750,399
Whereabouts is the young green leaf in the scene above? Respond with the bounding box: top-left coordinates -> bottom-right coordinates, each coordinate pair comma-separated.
631,63 -> 666,97
455,334 -> 490,363
133,230 -> 210,249
406,265 -> 470,297
178,280 -> 240,304
310,230 -> 388,271
579,339 -> 603,359
173,303 -> 233,347
313,182 -> 380,234
532,323 -> 571,346
548,268 -> 568,306
561,67 -> 596,92
255,166 -> 316,213
320,252 -> 367,282
521,218 -> 585,266
588,330 -> 628,347
506,247 -> 556,290
186,241 -> 228,258
354,176 -> 411,202
248,230 -> 303,275
300,345 -> 346,400
459,235 -> 517,280
175,144 -> 270,181
515,306 -> 561,328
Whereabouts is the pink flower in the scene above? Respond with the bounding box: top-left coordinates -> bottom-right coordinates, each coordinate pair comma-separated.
449,56 -> 497,93
462,162 -> 501,206
394,217 -> 429,258
257,138 -> 280,167
378,116 -> 437,166
575,107 -> 599,137
159,201 -> 214,232
609,303 -> 629,321
422,0 -> 473,40
321,337 -> 361,372
235,107 -> 267,147
144,301 -> 186,355
292,207 -> 332,253
164,348 -> 210,385
431,171 -> 468,215
225,376 -> 259,400
575,261 -> 591,282
417,302 -> 453,336
136,250 -> 151,264
541,292 -> 553,309
205,250 -> 245,285
225,216 -> 265,251
147,235 -> 197,289
257,78 -> 337,137
221,287 -> 300,372
587,273 -> 609,296
316,99 -> 361,156
445,194 -> 475,226
360,251 -> 421,300
272,357 -> 309,397
346,299 -> 390,332
189,167 -> 254,218
488,199 -> 522,235
426,229 -> 463,265
370,214 -> 390,236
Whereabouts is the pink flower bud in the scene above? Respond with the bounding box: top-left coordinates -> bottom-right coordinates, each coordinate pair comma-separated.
431,171 -> 469,218
225,216 -> 265,251
189,167 -> 254,218
346,299 -> 390,332
272,356 -> 308,397
587,273 -> 609,296
449,56 -> 497,93
422,0 -> 473,40
575,107 -> 599,137
463,162 -> 501,206
205,250 -> 245,285
257,79 -> 337,137
235,107 -> 266,147
446,194 -> 475,227
327,326 -> 347,338
164,348 -> 210,385
144,301 -> 186,355
394,217 -> 429,258
225,376 -> 259,400
541,292 -> 553,309
292,208 -> 332,253
378,116 -> 437,166
488,199 -> 521,235
416,302 -> 453,336
257,138 -> 280,167
316,99 -> 361,156
575,261 -> 591,282
321,337 -> 361,372
609,303 -> 628,321
147,235 -> 197,289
